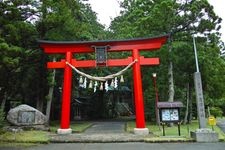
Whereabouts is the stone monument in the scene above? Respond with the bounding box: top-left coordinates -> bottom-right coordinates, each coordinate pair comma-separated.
191,37 -> 218,142
7,104 -> 47,130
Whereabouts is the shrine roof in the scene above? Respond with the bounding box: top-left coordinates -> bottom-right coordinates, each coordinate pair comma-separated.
38,34 -> 169,45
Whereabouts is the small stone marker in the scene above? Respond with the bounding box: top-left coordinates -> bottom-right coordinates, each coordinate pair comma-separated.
7,104 -> 47,126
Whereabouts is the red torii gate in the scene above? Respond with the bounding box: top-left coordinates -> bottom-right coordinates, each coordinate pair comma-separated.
39,35 -> 168,135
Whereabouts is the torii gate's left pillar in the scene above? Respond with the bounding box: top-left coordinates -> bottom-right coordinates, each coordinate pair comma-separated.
57,52 -> 72,134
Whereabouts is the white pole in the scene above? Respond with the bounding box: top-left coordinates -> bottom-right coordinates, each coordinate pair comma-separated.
193,36 -> 200,72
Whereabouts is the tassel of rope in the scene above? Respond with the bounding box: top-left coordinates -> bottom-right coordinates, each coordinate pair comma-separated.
66,59 -> 137,82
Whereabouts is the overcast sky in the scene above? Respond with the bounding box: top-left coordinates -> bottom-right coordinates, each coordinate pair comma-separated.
88,0 -> 225,42
87,0 -> 122,27
208,0 -> 225,42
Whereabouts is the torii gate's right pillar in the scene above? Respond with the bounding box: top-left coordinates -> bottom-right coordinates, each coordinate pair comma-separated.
132,49 -> 149,135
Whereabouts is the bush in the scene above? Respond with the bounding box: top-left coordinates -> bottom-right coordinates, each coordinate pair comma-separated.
210,107 -> 223,118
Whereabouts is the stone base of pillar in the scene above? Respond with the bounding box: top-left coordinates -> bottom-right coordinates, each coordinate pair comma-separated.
134,128 -> 149,135
191,128 -> 218,142
57,128 -> 72,135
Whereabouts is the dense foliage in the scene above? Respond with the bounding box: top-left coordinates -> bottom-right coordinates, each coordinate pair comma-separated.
0,0 -> 224,124
110,0 -> 225,121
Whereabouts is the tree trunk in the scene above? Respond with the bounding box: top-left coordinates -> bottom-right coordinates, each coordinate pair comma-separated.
184,83 -> 189,124
1,91 -> 7,110
168,38 -> 174,127
36,97 -> 43,112
46,57 -> 56,125
207,106 -> 211,117
168,61 -> 175,127
188,85 -> 193,123
168,61 -> 175,102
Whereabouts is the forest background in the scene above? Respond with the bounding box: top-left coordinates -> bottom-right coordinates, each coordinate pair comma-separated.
0,0 -> 225,126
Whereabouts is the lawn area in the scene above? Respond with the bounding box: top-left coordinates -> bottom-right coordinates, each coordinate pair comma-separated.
126,120 -> 225,141
0,142 -> 38,148
0,130 -> 49,143
0,121 -> 93,147
49,121 -> 93,133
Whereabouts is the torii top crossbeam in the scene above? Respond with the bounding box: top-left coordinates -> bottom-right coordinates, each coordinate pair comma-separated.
39,35 -> 168,68
39,35 -> 168,53
39,34 -> 168,135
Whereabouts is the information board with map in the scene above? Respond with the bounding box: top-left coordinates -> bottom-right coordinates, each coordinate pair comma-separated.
161,109 -> 179,122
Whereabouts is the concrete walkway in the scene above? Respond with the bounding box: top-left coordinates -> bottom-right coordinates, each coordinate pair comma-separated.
50,121 -> 154,143
49,121 -> 191,143
50,132 -> 151,143
84,122 -> 125,134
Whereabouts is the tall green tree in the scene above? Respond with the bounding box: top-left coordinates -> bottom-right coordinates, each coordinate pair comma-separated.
0,0 -> 46,112
110,0 -> 224,120
36,0 -> 106,121
37,0 -> 105,40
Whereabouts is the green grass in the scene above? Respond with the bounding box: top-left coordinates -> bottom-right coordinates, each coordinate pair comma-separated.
0,130 -> 49,143
0,142 -> 38,148
50,121 -> 93,133
0,121 -> 93,147
126,120 -> 225,140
